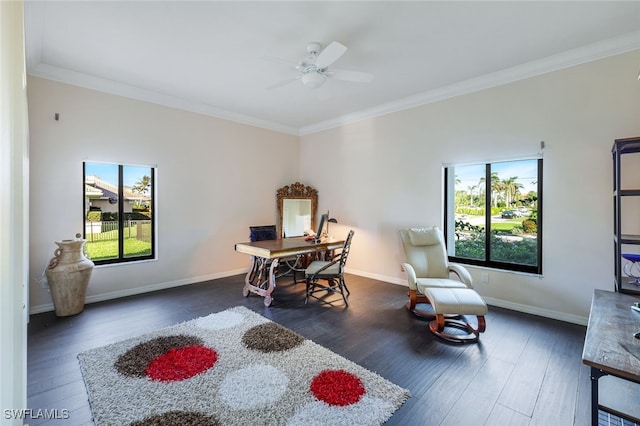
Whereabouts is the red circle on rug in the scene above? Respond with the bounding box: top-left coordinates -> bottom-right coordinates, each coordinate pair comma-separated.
310,370 -> 366,406
145,345 -> 218,382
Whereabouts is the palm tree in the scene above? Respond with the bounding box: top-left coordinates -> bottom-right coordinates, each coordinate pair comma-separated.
467,185 -> 478,207
489,172 -> 501,207
132,175 -> 151,195
502,177 -> 523,207
131,175 -> 151,210
477,177 -> 486,206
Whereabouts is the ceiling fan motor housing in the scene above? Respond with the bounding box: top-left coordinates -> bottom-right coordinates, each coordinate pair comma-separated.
301,71 -> 326,88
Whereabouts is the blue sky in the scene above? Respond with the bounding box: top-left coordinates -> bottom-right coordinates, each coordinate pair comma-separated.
453,159 -> 538,194
85,163 -> 150,188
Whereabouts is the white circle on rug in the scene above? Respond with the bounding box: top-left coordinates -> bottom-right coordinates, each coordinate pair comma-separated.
219,364 -> 289,409
194,310 -> 244,330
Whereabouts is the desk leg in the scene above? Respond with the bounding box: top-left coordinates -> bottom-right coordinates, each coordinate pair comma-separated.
263,258 -> 279,307
242,256 -> 279,307
590,367 -> 605,426
243,256 -> 268,295
242,256 -> 257,297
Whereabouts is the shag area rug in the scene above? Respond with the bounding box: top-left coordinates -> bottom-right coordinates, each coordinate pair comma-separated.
78,306 -> 409,425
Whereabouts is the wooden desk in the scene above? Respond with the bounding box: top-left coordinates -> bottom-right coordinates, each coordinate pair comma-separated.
234,237 -> 344,306
582,289 -> 640,425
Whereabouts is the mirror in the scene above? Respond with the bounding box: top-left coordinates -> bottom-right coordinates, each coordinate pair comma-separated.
277,182 -> 318,238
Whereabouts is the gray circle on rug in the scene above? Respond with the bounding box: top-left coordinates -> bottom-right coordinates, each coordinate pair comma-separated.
129,410 -> 219,425
242,322 -> 305,352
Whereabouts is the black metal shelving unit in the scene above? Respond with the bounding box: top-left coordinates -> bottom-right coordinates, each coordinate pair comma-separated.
612,136 -> 640,295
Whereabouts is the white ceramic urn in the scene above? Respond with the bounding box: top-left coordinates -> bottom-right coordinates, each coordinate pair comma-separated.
45,234 -> 94,316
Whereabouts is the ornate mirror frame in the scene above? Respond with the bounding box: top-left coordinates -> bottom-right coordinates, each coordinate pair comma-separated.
277,182 -> 318,238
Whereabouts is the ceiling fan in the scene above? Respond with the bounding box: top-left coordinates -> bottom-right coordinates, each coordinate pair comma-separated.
267,41 -> 374,90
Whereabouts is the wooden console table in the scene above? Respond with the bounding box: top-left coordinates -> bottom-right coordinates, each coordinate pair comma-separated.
234,237 -> 344,307
582,289 -> 640,425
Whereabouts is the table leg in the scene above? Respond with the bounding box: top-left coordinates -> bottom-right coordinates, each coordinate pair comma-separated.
263,258 -> 279,306
242,256 -> 257,297
590,367 -> 604,426
243,256 -> 268,295
242,255 -> 280,306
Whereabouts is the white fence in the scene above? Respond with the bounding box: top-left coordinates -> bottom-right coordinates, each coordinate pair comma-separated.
85,220 -> 151,242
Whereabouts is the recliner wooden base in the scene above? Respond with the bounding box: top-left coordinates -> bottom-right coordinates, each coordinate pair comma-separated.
406,289 -> 435,319
429,315 -> 486,343
409,287 -> 488,344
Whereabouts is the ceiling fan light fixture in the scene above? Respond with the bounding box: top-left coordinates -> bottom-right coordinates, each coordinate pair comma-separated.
301,71 -> 326,88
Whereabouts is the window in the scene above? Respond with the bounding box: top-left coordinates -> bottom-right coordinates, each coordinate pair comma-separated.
444,158 -> 542,274
83,162 -> 155,265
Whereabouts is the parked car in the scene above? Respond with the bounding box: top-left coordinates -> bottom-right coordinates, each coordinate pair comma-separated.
501,209 -> 522,219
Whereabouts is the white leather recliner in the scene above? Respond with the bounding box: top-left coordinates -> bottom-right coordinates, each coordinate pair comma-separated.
400,226 -> 488,343
399,226 -> 473,317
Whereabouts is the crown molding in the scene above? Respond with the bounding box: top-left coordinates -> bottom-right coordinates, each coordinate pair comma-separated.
27,63 -> 301,136
27,30 -> 639,138
299,30 -> 640,136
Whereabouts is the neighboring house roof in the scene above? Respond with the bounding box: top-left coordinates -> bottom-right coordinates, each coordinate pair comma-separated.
85,184 -> 103,198
85,176 -> 150,202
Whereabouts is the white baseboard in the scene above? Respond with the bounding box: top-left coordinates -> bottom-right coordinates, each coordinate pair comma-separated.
345,268 -> 588,326
345,267 -> 407,286
481,297 -> 588,326
30,267 -> 589,326
29,268 -> 248,315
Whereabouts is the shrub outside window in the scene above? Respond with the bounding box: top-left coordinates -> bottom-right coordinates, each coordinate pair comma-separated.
444,158 -> 542,274
83,162 -> 155,265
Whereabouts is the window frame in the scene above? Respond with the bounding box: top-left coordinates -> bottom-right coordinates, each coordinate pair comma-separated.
443,158 -> 543,275
83,162 -> 156,265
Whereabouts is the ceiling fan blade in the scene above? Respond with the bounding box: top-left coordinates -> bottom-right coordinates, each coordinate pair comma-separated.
315,41 -> 347,69
330,69 -> 374,83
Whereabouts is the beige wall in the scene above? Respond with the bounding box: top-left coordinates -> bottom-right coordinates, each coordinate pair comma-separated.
27,77 -> 300,311
27,50 -> 640,324
299,50 -> 640,323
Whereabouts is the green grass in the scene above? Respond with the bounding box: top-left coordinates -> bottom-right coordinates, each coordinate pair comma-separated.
491,221 -> 521,231
457,220 -> 523,232
85,238 -> 151,261
85,222 -> 152,261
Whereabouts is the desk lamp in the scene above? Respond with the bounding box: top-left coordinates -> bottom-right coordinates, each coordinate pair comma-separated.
327,213 -> 338,240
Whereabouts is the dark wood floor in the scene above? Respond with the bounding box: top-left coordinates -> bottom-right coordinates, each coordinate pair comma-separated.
25,273 -> 623,425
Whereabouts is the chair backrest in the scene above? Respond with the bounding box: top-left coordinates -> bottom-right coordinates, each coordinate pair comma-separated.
249,225 -> 277,242
399,227 -> 449,278
337,230 -> 355,272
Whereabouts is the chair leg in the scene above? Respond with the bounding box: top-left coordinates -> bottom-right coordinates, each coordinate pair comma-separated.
407,289 -> 436,319
406,289 -> 431,309
339,277 -> 349,306
304,277 -> 311,304
342,277 -> 351,296
406,289 -> 417,310
305,276 -> 349,306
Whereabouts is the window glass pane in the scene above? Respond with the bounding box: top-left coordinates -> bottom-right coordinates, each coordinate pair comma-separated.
445,157 -> 542,274
451,163 -> 486,261
84,162 -> 155,264
123,165 -> 153,258
84,163 -> 120,261
489,160 -> 539,266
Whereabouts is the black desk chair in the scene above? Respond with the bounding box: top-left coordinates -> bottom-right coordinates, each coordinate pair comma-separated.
305,230 -> 354,306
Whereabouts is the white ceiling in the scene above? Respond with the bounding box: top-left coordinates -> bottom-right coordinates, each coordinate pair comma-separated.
24,1 -> 640,135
